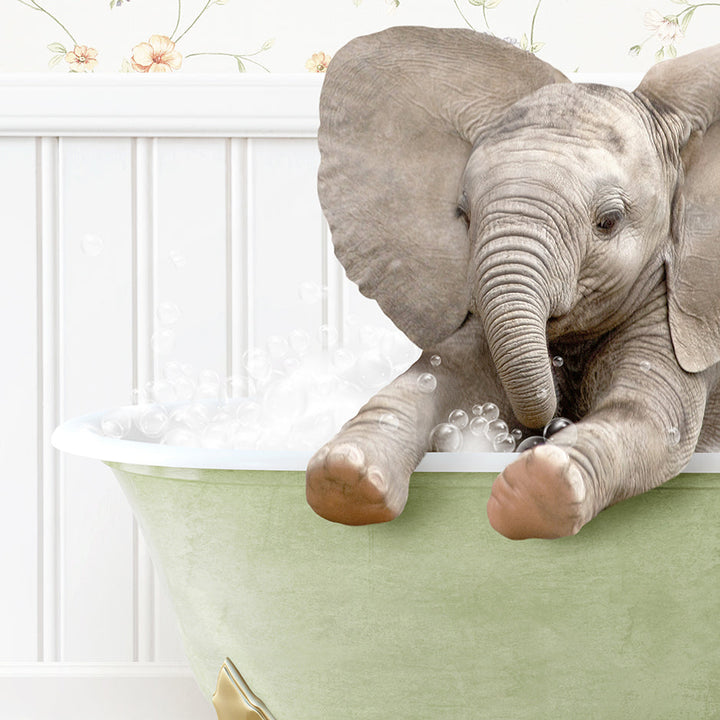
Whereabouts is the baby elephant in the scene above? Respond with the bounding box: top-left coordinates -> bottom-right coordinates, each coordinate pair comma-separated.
306,27 -> 720,539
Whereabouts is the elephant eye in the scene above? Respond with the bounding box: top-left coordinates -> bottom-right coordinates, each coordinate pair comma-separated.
595,209 -> 624,235
456,192 -> 470,227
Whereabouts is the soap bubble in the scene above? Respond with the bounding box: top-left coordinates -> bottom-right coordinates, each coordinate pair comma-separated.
298,281 -> 322,304
448,409 -> 469,430
667,426 -> 680,446
156,301 -> 181,326
243,348 -> 273,381
169,250 -> 187,269
137,405 -> 169,437
493,433 -> 516,452
81,234 -> 103,257
430,354 -> 442,367
378,412 -> 400,433
429,423 -> 463,452
356,350 -> 393,390
478,402 -> 499,422
485,419 -> 509,441
201,422 -> 233,449
544,417 -> 578,447
510,428 -> 523,441
469,416 -> 488,436
640,360 -> 651,372
318,324 -> 339,348
517,436 -> 545,452
416,372 -> 437,394
145,379 -> 177,404
552,356 -> 564,368
266,335 -> 289,360
151,328 -> 175,356
101,409 -> 131,438
173,402 -> 211,432
289,329 -> 311,355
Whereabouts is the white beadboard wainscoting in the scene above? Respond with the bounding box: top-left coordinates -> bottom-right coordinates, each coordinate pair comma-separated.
0,73 -> 401,720
0,72 -> 635,719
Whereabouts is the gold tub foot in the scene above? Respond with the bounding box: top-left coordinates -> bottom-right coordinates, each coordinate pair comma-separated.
212,658 -> 276,720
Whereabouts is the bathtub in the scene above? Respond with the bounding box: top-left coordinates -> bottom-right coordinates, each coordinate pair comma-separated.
52,405 -> 720,719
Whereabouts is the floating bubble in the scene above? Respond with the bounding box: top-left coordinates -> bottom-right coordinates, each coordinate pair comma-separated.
81,233 -> 103,257
137,405 -> 169,437
478,402 -> 499,422
318,324 -> 339,348
151,328 -> 176,356
448,409 -> 469,430
169,250 -> 187,268
430,354 -> 442,367
298,281 -> 322,304
267,335 -> 289,360
493,433 -> 516,452
516,436 -> 545,452
356,350 -> 393,390
379,412 -> 400,433
640,360 -> 651,372
469,416 -> 488,436
544,417 -> 578,447
510,428 -> 523,441
145,379 -> 177,404
243,347 -> 273,381
289,329 -> 311,355
486,419 -> 509,441
552,356 -> 564,368
156,301 -> 181,326
429,423 -> 463,452
416,372 -> 437,394
667,426 -> 680,446
101,409 -> 131,438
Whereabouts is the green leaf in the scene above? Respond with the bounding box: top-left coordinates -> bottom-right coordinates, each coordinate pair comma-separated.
47,42 -> 66,54
531,41 -> 545,53
467,0 -> 484,6
667,44 -> 678,57
628,45 -> 642,57
680,7 -> 696,32
484,0 -> 503,7
519,32 -> 528,50
655,47 -> 666,61
235,57 -> 246,72
670,0 -> 688,4
261,38 -> 275,51
48,53 -> 65,69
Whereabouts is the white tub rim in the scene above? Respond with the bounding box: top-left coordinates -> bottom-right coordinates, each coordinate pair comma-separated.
51,405 -> 720,474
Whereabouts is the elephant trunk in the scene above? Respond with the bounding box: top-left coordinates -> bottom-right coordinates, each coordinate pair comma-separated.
476,253 -> 558,429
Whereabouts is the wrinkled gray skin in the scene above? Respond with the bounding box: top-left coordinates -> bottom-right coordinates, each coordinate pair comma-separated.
306,27 -> 720,539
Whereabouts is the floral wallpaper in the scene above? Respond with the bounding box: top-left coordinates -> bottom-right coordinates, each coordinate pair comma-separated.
1,0 -> 719,75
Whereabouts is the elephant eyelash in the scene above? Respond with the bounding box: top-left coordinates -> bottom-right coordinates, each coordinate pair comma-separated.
456,193 -> 470,226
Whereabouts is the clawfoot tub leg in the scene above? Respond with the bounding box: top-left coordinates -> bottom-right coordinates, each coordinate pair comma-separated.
487,324 -> 714,540
306,319 -> 507,525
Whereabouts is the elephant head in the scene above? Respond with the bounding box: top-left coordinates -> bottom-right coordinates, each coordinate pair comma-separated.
317,27 -> 720,429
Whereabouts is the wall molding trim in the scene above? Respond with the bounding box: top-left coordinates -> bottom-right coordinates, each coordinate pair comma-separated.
0,73 -> 642,139
0,74 -> 324,138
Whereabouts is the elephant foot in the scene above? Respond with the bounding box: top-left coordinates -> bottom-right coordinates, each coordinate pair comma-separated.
486,443 -> 591,540
306,441 -> 409,525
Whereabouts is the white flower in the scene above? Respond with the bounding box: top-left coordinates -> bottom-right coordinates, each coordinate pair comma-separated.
644,10 -> 684,44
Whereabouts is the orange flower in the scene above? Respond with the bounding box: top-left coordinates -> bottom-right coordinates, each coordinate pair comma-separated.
65,45 -> 98,72
305,52 -> 331,73
131,35 -> 183,73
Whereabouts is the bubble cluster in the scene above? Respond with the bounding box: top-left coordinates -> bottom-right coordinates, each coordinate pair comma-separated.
429,404 -> 518,453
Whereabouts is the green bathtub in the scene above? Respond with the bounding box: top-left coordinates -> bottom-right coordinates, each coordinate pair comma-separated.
53,408 -> 720,720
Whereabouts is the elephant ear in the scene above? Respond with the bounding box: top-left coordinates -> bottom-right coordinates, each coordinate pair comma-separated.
635,45 -> 720,373
318,27 -> 568,347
